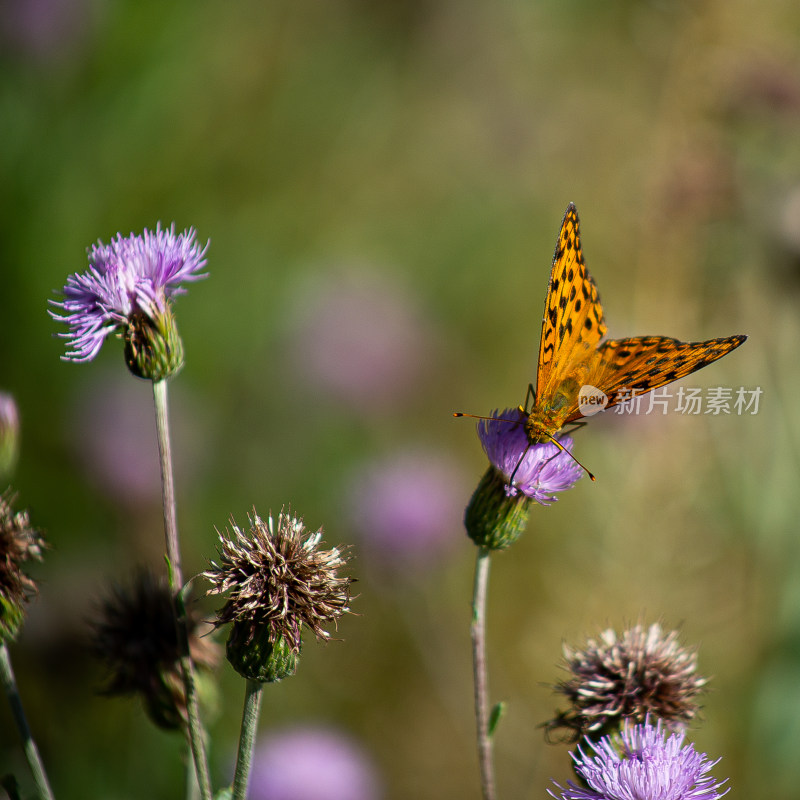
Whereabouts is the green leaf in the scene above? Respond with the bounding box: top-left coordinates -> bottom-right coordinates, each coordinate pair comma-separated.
488,701 -> 506,737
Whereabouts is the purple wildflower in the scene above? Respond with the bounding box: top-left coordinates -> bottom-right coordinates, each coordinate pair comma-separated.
551,719 -> 728,800
477,408 -> 583,504
50,223 -> 208,363
286,269 -> 432,412
0,391 -> 19,479
347,449 -> 465,572
248,725 -> 382,800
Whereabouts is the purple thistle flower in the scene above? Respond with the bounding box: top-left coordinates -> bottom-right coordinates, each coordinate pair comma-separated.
551,719 -> 728,800
477,408 -> 583,504
50,223 -> 208,363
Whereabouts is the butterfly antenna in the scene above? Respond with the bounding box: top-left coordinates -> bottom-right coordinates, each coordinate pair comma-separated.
453,412 -> 521,425
547,435 -> 596,482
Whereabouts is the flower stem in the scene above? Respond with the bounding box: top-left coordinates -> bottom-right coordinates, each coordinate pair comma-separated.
471,547 -> 496,800
231,679 -> 264,800
0,642 -> 55,800
152,379 -> 212,800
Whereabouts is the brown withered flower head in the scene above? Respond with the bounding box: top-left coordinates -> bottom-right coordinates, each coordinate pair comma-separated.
0,491 -> 45,642
204,509 -> 352,682
89,567 -> 219,730
545,622 -> 707,743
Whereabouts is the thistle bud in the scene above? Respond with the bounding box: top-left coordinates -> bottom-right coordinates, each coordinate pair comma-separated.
226,629 -> 298,684
465,466 -> 531,550
123,306 -> 185,381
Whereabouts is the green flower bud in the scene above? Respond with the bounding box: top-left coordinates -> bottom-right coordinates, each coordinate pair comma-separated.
465,466 -> 531,550
226,628 -> 298,684
124,305 -> 185,382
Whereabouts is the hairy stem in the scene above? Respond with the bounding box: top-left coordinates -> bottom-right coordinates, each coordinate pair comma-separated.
232,679 -> 264,800
471,547 -> 496,800
0,642 -> 55,800
152,379 -> 212,800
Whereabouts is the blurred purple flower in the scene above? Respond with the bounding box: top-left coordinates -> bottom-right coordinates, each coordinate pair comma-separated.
551,719 -> 728,800
0,0 -> 95,62
71,373 -> 204,505
248,725 -> 382,800
478,408 -> 582,504
286,270 -> 433,412
50,224 -> 208,362
0,392 -> 20,479
347,450 -> 466,570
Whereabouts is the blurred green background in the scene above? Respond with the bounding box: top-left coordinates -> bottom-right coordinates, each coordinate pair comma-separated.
1,0 -> 798,797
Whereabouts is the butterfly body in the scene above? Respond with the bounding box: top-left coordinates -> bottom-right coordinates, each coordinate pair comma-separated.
525,204 -> 746,449
524,375 -> 585,443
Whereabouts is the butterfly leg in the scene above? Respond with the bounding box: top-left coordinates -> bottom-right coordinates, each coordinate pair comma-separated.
518,383 -> 536,415
561,420 -> 588,437
508,442 -> 532,489
545,434 -> 595,482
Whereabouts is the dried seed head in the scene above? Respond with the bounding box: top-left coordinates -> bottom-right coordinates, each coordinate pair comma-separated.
0,491 -> 45,642
89,568 -> 219,730
545,623 -> 707,743
204,509 -> 352,682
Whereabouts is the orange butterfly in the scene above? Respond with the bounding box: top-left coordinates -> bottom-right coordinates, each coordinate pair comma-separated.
459,204 -> 746,480
526,203 -> 745,474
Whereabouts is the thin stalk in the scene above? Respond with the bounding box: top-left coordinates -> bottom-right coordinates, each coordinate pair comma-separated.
0,642 -> 55,800
471,547 -> 496,800
152,379 -> 212,800
231,679 -> 264,800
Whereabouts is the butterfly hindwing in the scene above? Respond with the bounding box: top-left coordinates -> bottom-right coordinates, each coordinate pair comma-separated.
562,334 -> 747,422
535,203 -> 607,407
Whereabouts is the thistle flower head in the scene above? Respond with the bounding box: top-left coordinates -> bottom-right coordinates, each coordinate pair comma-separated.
546,623 -> 707,742
89,568 -> 219,730
477,408 -> 583,504
550,718 -> 728,800
0,491 -> 45,642
50,224 -> 208,378
464,408 -> 583,550
204,509 -> 352,682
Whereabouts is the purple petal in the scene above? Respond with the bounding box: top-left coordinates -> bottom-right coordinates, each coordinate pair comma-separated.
477,408 -> 583,503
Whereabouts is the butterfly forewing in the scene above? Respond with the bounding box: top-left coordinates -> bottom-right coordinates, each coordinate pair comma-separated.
535,203 -> 607,407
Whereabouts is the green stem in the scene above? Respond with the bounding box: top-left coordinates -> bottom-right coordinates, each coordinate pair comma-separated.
231,679 -> 264,800
0,643 -> 55,800
471,547 -> 496,800
152,379 -> 212,800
